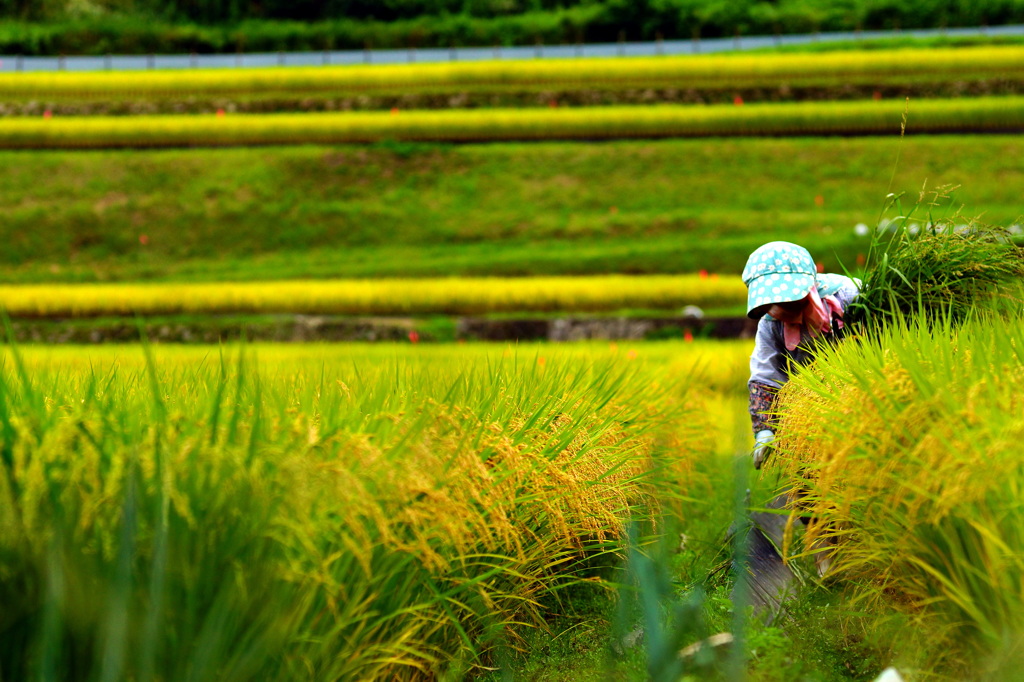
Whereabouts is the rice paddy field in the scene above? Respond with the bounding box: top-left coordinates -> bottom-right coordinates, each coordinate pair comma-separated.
4,97 -> 1024,149
5,33 -> 1024,682
771,314 -> 1024,679
5,317 -> 1024,679
0,340 -> 755,680
0,275 -> 744,318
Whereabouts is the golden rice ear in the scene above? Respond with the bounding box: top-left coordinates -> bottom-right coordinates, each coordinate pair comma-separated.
773,313 -> 1024,672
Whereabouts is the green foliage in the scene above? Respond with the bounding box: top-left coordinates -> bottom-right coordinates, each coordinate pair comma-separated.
6,1 -> 1024,54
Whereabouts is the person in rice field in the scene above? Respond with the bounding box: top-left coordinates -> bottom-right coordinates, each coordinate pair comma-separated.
743,241 -> 861,470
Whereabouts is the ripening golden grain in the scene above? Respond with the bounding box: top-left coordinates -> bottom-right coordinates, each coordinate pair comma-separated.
772,314 -> 1024,671
1,46 -> 1020,99
0,340 -> 747,680
0,97 -> 1022,148
0,274 -> 745,316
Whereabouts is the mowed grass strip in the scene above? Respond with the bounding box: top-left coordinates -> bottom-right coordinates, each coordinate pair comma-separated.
4,97 -> 1024,147
0,275 -> 745,317
3,46 -> 1023,99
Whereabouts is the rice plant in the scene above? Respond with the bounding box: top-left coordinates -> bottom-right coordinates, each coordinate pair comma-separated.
845,188 -> 1024,328
0,340 -> 725,679
1,97 -> 1023,148
0,274 -> 745,318
772,314 -> 1024,676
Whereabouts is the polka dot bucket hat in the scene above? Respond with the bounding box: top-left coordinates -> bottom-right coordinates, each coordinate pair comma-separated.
741,241 -> 817,319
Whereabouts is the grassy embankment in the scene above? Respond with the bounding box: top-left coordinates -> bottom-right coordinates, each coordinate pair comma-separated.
1,136 -> 1020,287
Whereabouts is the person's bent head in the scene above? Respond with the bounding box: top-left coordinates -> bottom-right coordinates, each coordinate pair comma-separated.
742,241 -> 820,320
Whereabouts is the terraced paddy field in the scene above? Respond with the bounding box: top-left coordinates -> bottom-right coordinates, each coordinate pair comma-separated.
4,319 -> 1023,679
4,37 -> 1024,680
4,98 -> 1024,148
0,275 -> 744,318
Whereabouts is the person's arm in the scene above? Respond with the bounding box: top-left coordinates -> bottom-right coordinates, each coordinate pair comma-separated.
748,380 -> 778,434
748,318 -> 787,468
834,276 -> 861,311
748,318 -> 786,435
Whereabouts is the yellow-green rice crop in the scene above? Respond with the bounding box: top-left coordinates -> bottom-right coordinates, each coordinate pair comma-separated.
0,274 -> 745,317
771,314 -> 1024,676
1,46 -> 1021,100
0,340 -> 750,679
1,97 -> 1020,147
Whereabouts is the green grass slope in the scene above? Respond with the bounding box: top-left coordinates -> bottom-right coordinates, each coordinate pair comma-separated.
1,135 -> 1021,283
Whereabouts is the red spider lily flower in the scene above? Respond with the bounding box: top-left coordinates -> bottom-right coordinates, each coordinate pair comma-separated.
43,110 -> 52,119
139,234 -> 149,245
699,269 -> 708,279
733,95 -> 744,106
408,330 -> 420,344
684,330 -> 694,343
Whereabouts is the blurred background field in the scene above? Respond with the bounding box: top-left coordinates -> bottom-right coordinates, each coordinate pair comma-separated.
3,2 -> 1024,680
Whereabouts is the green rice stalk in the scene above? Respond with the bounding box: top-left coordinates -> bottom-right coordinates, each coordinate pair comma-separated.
773,314 -> 1024,675
845,190 -> 1024,329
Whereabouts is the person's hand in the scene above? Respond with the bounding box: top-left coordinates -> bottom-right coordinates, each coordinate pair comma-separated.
752,429 -> 775,469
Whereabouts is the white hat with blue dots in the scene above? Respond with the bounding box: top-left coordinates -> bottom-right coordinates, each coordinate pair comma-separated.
741,242 -> 817,320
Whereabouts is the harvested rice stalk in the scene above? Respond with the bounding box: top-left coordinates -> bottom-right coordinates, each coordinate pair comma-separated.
845,191 -> 1024,328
